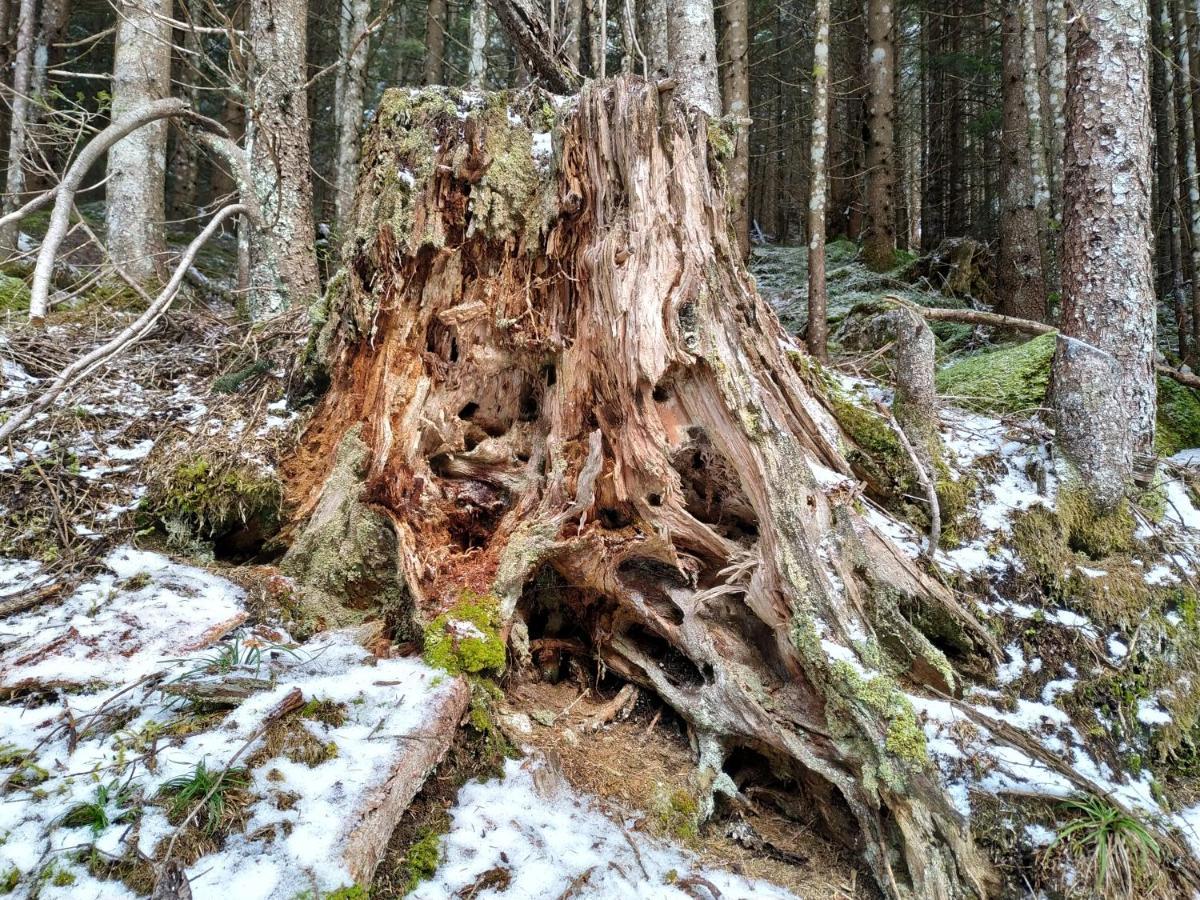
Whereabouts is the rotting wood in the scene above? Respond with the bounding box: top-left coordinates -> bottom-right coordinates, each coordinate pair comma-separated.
341,676 -> 471,882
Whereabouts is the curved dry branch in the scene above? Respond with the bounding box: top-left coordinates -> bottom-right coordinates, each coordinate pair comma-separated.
26,97 -> 189,324
0,204 -> 247,444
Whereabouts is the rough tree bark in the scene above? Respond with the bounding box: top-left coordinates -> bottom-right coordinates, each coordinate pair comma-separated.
997,0 -> 1046,320
863,0 -> 897,271
424,0 -> 447,85
335,0 -> 371,228
246,0 -> 320,317
668,0 -> 719,116
720,0 -> 750,259
468,0 -> 490,87
0,0 -> 36,257
284,78 -> 995,900
638,0 -> 668,75
106,0 -> 173,281
806,0 -> 831,362
1052,0 -> 1155,508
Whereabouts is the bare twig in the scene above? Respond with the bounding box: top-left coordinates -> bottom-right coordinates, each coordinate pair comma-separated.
874,399 -> 941,555
0,204 -> 247,443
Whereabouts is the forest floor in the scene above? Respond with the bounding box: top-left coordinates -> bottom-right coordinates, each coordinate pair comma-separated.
3,237 -> 1200,898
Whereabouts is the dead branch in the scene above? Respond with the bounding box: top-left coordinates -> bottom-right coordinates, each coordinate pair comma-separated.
883,295 -> 1200,392
0,204 -> 247,443
875,399 -> 941,556
25,98 -> 194,323
486,0 -> 582,93
0,582 -> 64,618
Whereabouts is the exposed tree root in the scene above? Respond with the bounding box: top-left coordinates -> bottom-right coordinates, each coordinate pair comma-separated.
285,78 -> 999,898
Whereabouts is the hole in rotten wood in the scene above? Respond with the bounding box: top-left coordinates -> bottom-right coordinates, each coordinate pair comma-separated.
622,624 -> 706,688
617,557 -> 686,626
669,426 -> 759,544
518,384 -> 540,421
458,401 -> 479,420
598,504 -> 635,530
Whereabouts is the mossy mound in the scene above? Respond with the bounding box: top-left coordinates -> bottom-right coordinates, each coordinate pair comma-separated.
140,455 -> 281,554
0,272 -> 31,313
1155,376 -> 1200,456
423,591 -> 505,676
937,334 -> 1200,457
935,333 -> 1055,415
1011,500 -> 1141,620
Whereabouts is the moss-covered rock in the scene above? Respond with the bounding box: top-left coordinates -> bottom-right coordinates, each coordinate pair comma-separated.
423,591 -> 505,676
281,428 -> 418,640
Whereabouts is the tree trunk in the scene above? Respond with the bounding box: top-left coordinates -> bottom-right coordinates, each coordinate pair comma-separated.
638,0 -> 667,75
424,0 -> 447,85
286,76 -> 995,900
1052,0 -> 1154,508
335,0 -> 371,228
997,0 -> 1046,320
1019,0 -> 1054,295
720,0 -> 749,259
587,0 -> 606,77
468,0 -> 490,87
1043,0 -> 1066,225
246,0 -> 320,317
862,0 -> 896,271
807,0 -> 831,362
106,0 -> 173,281
1153,0 -> 1189,360
0,0 -> 36,257
667,0 -> 719,115
561,0 -> 583,69
1169,0 -> 1200,358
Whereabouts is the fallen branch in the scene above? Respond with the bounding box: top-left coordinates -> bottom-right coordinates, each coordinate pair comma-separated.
882,295 -> 1200,392
0,581 -> 63,618
875,399 -> 941,556
0,204 -> 247,443
485,0 -> 582,94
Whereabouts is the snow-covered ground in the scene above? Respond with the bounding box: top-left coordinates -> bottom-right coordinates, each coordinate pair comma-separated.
0,549 -> 462,899
413,757 -> 800,900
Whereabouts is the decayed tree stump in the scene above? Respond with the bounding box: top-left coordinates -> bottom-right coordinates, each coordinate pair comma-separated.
284,77 -> 996,899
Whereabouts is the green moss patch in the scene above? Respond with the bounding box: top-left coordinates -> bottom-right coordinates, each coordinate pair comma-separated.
1155,376 -> 1200,456
935,333 -> 1055,415
141,455 -> 281,550
0,272 -> 31,313
423,592 -> 505,676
